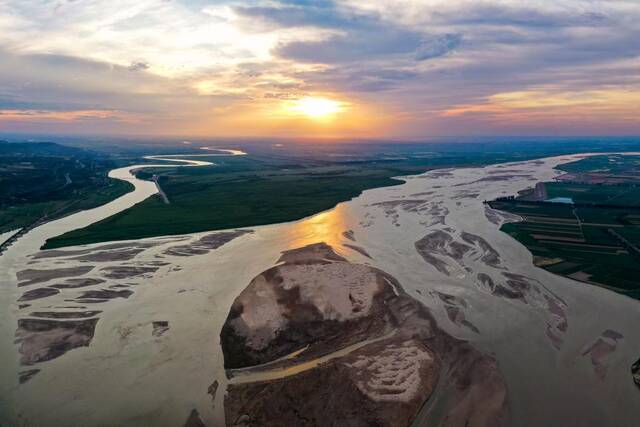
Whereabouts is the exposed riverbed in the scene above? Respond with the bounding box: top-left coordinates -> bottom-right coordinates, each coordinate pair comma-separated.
0,150 -> 244,423
1,152 -> 639,426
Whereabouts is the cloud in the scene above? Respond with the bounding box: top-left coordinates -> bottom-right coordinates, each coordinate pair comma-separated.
236,1 -> 454,64
128,61 -> 150,71
434,4 -> 609,28
415,34 -> 462,60
0,0 -> 638,137
249,2 -> 461,64
275,29 -> 423,63
0,47 -> 239,127
234,4 -> 349,29
0,49 -> 161,111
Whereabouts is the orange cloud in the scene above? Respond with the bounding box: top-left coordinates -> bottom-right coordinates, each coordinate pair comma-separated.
443,89 -> 640,120
0,109 -> 136,123
175,93 -> 390,138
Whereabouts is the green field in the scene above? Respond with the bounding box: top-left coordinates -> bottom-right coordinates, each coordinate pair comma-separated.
28,140 -> 640,250
47,144 -> 564,249
559,154 -> 640,177
490,154 -> 640,299
0,141 -> 133,235
43,156 -> 411,248
544,182 -> 640,206
0,180 -> 133,233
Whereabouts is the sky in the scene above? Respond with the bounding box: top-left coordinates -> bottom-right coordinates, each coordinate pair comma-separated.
0,0 -> 639,139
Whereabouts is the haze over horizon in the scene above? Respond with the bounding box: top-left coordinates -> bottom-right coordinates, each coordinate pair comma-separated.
3,4 -> 640,425
1,0 -> 639,139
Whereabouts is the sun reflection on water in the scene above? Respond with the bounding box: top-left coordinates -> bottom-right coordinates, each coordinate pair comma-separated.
287,205 -> 351,254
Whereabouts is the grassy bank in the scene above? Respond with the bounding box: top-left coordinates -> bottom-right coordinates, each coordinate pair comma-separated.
0,141 -> 134,234
43,161 -> 407,248
42,142 -> 640,249
490,154 -> 640,299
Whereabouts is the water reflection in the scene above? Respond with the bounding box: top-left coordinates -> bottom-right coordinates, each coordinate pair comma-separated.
286,204 -> 351,254
229,329 -> 396,384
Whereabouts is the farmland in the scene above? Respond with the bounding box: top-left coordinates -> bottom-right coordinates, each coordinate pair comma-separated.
0,141 -> 133,235
490,154 -> 640,299
43,141 -> 598,249
31,139 -> 640,249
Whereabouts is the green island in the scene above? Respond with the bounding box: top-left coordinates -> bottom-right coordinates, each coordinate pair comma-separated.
42,156 -> 427,248
489,154 -> 640,300
42,143 -> 556,249
0,141 -> 133,235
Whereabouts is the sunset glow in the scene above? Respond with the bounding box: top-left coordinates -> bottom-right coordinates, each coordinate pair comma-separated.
285,97 -> 346,120
0,1 -> 637,137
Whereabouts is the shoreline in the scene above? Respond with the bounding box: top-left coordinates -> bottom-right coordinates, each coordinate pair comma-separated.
1,151 -> 639,426
0,149 -> 243,423
36,150 -> 640,251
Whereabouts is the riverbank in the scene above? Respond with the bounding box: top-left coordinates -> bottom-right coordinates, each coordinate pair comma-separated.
1,153 -> 639,426
42,145 -> 610,250
0,150 -> 241,423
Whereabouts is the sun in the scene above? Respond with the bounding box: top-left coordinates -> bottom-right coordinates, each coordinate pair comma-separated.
287,97 -> 344,119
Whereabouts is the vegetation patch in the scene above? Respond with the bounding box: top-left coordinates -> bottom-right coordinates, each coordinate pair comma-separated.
490,155 -> 640,300
0,141 -> 133,235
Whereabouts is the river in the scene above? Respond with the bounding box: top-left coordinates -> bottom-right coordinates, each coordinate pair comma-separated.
0,150 -> 245,423
1,152 -> 639,427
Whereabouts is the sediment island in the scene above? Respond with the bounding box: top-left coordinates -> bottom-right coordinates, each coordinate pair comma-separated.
221,242 -> 508,426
